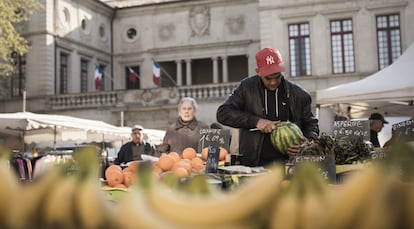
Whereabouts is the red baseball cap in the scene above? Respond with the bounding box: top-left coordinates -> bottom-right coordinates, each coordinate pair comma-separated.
256,48 -> 286,77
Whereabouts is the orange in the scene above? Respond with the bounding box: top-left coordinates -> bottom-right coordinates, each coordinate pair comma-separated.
122,170 -> 136,188
201,147 -> 208,161
127,161 -> 140,173
168,152 -> 181,163
201,147 -> 227,161
191,157 -> 203,167
106,169 -> 124,187
105,164 -> 122,179
191,161 -> 205,173
158,154 -> 174,171
219,147 -> 228,161
113,183 -> 127,189
182,147 -> 197,160
174,167 -> 190,178
152,164 -> 163,175
172,159 -> 192,174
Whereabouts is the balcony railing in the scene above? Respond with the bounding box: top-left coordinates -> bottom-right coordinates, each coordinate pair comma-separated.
48,82 -> 239,110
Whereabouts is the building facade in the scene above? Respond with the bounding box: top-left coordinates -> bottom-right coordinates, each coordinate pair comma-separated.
0,0 -> 413,133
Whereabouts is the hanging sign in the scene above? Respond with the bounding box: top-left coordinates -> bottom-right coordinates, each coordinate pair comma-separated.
392,119 -> 414,141
198,128 -> 230,153
332,120 -> 370,141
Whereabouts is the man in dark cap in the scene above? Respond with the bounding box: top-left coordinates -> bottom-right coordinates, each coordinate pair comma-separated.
114,124 -> 154,165
369,112 -> 389,147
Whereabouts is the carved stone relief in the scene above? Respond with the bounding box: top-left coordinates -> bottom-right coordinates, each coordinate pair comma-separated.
158,23 -> 175,41
226,15 -> 245,35
189,6 -> 210,37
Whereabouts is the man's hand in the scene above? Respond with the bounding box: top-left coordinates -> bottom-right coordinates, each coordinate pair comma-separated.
256,119 -> 280,133
287,136 -> 308,157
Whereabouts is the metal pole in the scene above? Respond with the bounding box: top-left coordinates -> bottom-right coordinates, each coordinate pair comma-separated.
22,90 -> 26,112
120,111 -> 124,127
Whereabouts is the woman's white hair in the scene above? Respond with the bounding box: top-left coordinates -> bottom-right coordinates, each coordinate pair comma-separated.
178,97 -> 199,112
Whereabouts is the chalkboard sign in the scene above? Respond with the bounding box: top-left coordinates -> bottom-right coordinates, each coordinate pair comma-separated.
288,155 -> 336,183
392,119 -> 414,141
205,146 -> 220,173
332,120 -> 370,141
198,128 -> 231,153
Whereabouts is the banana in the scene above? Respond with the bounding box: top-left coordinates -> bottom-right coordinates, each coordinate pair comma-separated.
300,192 -> 328,229
7,164 -> 63,229
114,186 -> 185,229
401,182 -> 414,228
42,174 -> 78,229
73,146 -> 116,229
354,172 -> 400,229
0,159 -> 21,228
145,165 -> 285,227
299,163 -> 330,229
269,191 -> 299,229
323,165 -> 386,229
75,176 -> 116,229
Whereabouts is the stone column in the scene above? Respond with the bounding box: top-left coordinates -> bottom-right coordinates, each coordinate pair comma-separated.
212,57 -> 218,83
176,60 -> 182,86
185,59 -> 192,85
222,56 -> 228,83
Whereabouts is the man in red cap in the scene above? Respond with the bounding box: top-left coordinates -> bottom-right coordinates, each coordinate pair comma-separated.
216,47 -> 319,167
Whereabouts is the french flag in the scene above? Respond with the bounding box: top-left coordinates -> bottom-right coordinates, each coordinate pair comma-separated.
94,65 -> 103,90
128,67 -> 138,84
153,60 -> 161,86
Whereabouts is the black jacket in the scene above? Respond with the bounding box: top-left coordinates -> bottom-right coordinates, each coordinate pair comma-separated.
216,75 -> 319,166
114,141 -> 154,165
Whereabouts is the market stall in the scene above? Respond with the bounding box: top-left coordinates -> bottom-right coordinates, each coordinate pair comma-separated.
316,42 -> 414,118
0,112 -> 131,150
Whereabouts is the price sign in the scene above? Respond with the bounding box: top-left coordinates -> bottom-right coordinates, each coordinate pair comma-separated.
198,128 -> 230,153
332,120 -> 370,141
392,119 -> 414,141
205,145 -> 220,173
290,155 -> 336,183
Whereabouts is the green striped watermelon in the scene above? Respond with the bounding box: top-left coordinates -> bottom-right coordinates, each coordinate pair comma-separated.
270,122 -> 304,154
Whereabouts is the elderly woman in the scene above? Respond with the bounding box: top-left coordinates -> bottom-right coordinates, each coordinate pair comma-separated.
160,97 -> 208,155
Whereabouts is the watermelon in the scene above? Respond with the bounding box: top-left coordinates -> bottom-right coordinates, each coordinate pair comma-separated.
270,122 -> 304,154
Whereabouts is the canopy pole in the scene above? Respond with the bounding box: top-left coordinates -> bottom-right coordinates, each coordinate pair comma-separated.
53,126 -> 57,151
120,111 -> 124,127
22,90 -> 26,112
316,104 -> 320,119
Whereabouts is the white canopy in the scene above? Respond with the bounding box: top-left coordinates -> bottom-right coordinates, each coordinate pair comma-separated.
0,112 -> 131,149
316,42 -> 414,118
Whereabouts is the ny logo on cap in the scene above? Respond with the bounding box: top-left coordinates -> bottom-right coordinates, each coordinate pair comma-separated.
266,56 -> 275,65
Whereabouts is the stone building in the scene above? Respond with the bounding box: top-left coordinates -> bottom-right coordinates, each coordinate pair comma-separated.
0,0 -> 413,138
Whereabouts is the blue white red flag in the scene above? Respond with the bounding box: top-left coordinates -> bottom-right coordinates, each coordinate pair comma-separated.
153,61 -> 161,86
95,65 -> 103,90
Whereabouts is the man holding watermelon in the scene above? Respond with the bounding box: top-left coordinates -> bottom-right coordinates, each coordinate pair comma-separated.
216,48 -> 319,167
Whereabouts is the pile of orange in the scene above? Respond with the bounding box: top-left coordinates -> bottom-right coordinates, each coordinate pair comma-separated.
105,146 -> 229,187
153,147 -> 205,179
105,161 -> 140,188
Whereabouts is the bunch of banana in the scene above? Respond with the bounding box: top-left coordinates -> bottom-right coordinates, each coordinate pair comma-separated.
114,161 -> 285,228
0,146 -> 21,228
42,171 -> 78,229
270,162 -> 330,229
8,146 -> 116,229
72,146 -> 116,229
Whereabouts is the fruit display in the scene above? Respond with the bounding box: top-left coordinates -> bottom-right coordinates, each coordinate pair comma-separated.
104,146 -> 228,187
271,121 -> 304,154
0,140 -> 413,229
